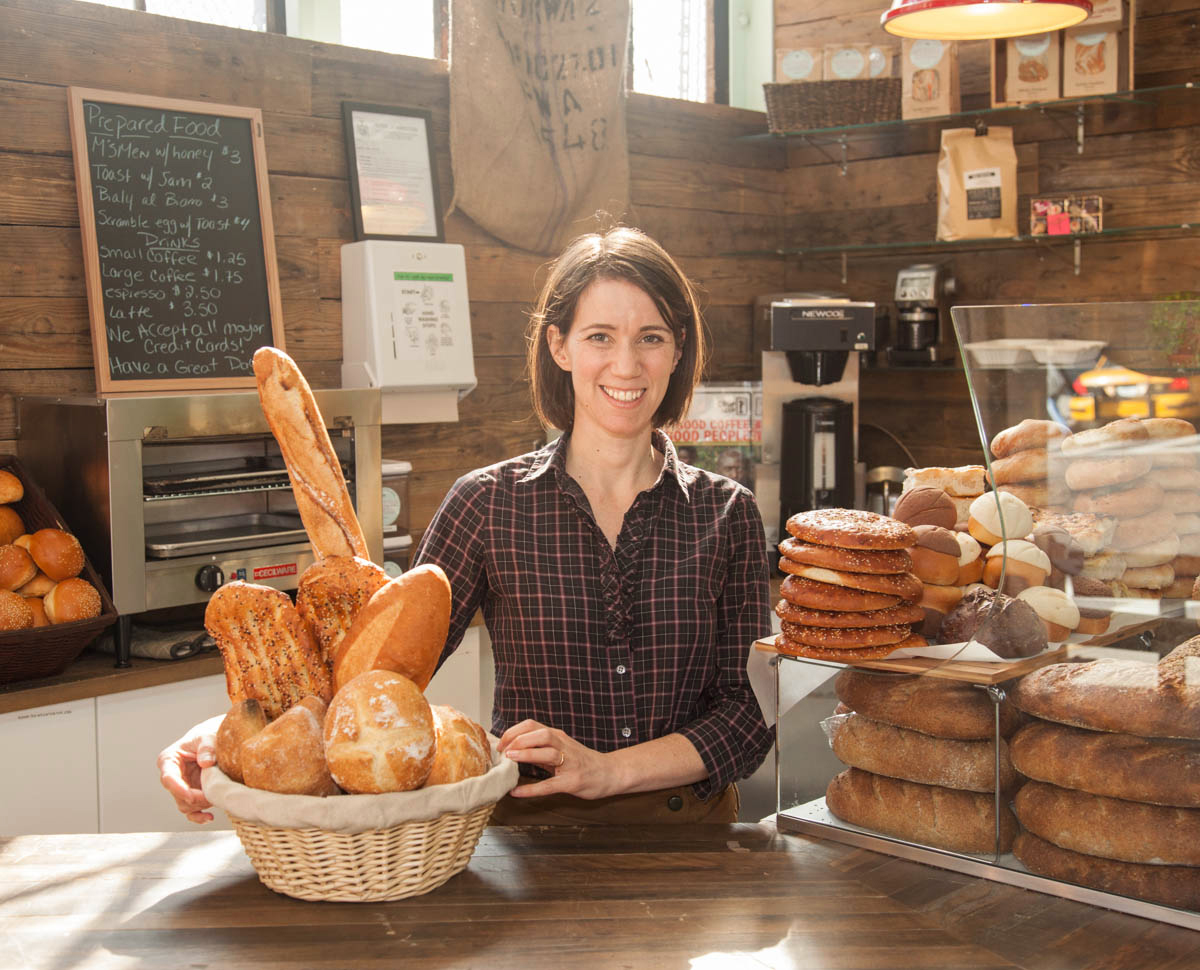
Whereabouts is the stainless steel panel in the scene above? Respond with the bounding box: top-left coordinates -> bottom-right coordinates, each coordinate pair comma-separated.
144,512 -> 306,558
143,541 -> 317,610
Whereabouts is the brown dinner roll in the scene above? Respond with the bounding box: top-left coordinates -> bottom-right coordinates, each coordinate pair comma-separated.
43,577 -> 102,624
12,533 -> 32,552
241,698 -> 340,796
909,524 -> 961,586
0,588 -> 34,631
324,670 -> 436,793
423,705 -> 491,787
0,506 -> 24,545
0,544 -> 37,591
0,470 -> 23,504
215,698 -> 270,785
28,529 -> 85,582
25,596 -> 48,628
893,487 -> 957,530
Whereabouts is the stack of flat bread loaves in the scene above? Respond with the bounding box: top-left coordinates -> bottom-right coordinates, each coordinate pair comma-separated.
1010,636 -> 1200,910
823,668 -> 1022,854
988,418 -> 1072,512
203,347 -> 491,800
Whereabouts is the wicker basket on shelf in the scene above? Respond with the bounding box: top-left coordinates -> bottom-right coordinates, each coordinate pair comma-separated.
203,746 -> 519,902
0,455 -> 118,685
763,78 -> 902,133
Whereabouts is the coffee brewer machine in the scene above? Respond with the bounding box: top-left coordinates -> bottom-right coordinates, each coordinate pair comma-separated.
756,296 -> 877,546
888,262 -> 957,366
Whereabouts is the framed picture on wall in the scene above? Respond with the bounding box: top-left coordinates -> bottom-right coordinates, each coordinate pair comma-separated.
342,102 -> 444,241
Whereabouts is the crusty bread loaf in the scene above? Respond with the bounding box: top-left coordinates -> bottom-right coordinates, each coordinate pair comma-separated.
240,697 -> 341,796
1014,780 -> 1200,866
1010,720 -> 1200,808
295,555 -> 388,670
830,712 -> 1018,792
825,767 -> 1018,854
1014,832 -> 1200,911
205,580 -> 332,720
1013,636 -> 1200,740
324,670 -> 436,793
214,698 -> 270,784
424,705 -> 491,787
253,346 -> 369,561
332,564 -> 452,693
834,668 -> 1023,740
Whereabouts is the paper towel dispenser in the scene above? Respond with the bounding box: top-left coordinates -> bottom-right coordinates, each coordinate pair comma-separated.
341,240 -> 477,424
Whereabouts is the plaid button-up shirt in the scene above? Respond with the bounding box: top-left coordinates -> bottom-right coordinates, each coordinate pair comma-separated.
414,430 -> 772,798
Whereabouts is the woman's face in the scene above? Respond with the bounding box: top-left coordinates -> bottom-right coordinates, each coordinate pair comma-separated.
547,277 -> 681,441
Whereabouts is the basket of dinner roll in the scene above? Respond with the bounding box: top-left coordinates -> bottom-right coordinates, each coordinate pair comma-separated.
0,456 -> 117,684
200,559 -> 519,902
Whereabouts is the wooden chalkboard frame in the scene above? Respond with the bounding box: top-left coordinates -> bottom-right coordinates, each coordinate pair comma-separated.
68,87 -> 285,394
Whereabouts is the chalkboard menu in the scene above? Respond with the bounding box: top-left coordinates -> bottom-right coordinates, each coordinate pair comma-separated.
68,88 -> 285,392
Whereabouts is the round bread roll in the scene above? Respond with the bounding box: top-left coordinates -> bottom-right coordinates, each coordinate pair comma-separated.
26,596 -> 48,627
988,449 -> 1049,486
982,539 -> 1051,594
17,570 -> 55,598
28,529 -> 85,582
952,531 -> 984,584
0,506 -> 24,545
1060,417 -> 1149,456
918,581 -> 964,614
1122,563 -> 1174,590
0,470 -> 23,504
43,577 -> 102,623
1139,417 -> 1197,440
967,491 -> 1032,546
241,698 -> 340,796
909,524 -> 961,585
892,487 -> 957,530
423,705 -> 491,787
1016,586 -> 1080,641
0,544 -> 37,591
996,480 -> 1071,510
1111,508 -> 1176,550
0,588 -> 34,630
1065,455 -> 1153,492
940,586 -> 1048,658
1073,480 -> 1163,520
1075,607 -> 1111,635
1121,533 -> 1180,568
1151,466 -> 1200,492
12,533 -> 31,551
215,698 -> 270,785
324,670 -> 436,793
990,419 -> 1070,459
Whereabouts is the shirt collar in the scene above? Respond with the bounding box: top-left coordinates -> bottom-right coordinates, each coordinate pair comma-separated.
519,429 -> 694,502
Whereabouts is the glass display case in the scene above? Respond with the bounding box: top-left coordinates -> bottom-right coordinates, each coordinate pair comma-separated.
763,300 -> 1200,931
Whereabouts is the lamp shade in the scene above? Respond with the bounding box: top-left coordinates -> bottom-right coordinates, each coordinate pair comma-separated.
881,0 -> 1093,40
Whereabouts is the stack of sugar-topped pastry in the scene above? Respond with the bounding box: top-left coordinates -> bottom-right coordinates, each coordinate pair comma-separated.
1010,636 -> 1200,911
823,667 -> 1023,854
775,509 -> 925,662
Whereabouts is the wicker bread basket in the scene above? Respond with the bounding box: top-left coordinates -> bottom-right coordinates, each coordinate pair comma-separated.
203,739 -> 518,902
0,455 -> 118,685
763,78 -> 902,133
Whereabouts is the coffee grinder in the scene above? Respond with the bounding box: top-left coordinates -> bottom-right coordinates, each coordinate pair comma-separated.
888,262 -> 957,366
756,295 -> 877,546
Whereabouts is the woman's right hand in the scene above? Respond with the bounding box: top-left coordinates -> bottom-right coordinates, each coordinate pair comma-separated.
157,714 -> 224,824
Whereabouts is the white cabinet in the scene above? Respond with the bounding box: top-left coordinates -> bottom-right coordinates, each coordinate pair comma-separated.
96,673 -> 231,833
0,700 -> 98,835
425,625 -> 489,725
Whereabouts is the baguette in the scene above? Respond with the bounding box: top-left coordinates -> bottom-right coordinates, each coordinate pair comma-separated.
830,712 -> 1018,793
205,580 -> 333,720
1013,781 -> 1200,867
253,346 -> 369,561
825,767 -> 1017,854
1014,832 -> 1200,911
834,668 -> 1023,740
332,563 -> 453,692
1010,720 -> 1200,808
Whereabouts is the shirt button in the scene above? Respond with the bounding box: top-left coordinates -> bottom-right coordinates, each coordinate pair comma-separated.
620,726 -> 632,738
616,664 -> 627,675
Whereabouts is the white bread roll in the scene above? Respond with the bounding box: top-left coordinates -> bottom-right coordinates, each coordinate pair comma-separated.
241,696 -> 341,796
1017,586 -> 1080,641
967,491 -> 1032,546
215,698 -> 270,784
332,564 -> 453,692
324,670 -> 435,793
423,705 -> 491,787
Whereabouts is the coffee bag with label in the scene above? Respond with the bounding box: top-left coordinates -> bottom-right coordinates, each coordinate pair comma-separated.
936,127 -> 1018,241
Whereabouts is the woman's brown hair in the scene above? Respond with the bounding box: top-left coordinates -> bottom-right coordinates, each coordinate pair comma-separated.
526,227 -> 707,432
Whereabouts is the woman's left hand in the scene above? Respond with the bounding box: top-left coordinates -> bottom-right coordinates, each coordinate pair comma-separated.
496,719 -> 621,800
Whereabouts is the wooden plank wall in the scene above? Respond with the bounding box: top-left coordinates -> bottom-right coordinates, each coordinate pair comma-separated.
0,0 -> 790,542
774,0 -> 1200,470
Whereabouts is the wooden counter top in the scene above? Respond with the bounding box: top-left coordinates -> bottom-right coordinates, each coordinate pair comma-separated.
2,823 -> 1194,969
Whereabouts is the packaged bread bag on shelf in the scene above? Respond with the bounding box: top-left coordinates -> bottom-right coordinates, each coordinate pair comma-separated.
937,127 -> 1019,241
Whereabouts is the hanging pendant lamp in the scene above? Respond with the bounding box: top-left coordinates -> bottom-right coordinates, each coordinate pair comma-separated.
881,0 -> 1093,40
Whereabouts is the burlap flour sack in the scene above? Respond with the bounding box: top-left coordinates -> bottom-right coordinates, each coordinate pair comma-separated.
449,0 -> 631,255
936,127 -> 1018,241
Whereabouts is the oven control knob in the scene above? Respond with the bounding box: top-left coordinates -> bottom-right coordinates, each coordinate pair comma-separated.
196,564 -> 225,593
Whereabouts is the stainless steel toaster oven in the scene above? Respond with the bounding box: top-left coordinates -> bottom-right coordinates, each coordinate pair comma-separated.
18,389 -> 382,664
